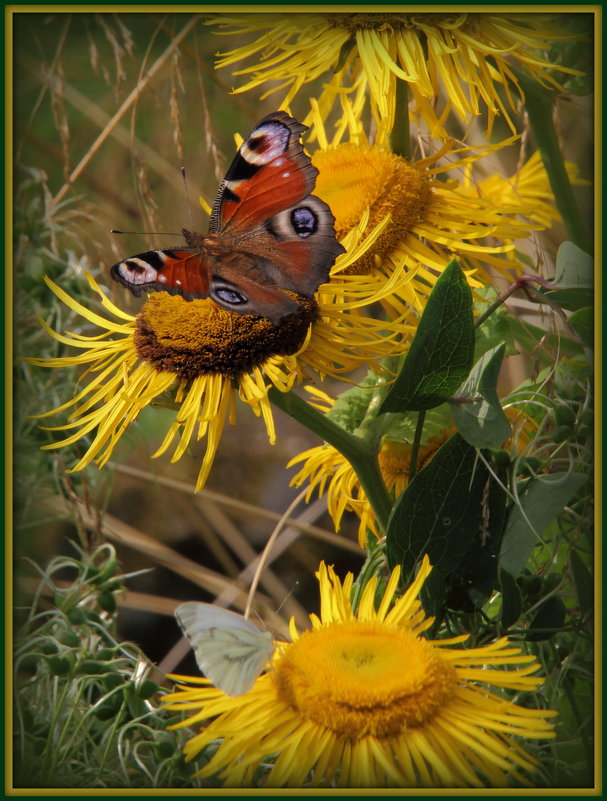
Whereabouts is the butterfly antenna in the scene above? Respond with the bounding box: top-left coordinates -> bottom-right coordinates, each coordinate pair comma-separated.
275,582 -> 300,616
111,229 -> 182,236
180,164 -> 195,230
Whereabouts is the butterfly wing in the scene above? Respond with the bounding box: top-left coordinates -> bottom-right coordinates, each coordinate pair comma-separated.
110,111 -> 344,322
175,602 -> 274,697
110,248 -> 211,300
209,111 -> 345,298
110,246 -> 299,322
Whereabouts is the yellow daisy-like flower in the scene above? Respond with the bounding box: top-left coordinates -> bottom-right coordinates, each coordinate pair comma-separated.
308,120 -> 585,315
163,556 -> 556,788
290,432 -> 450,546
311,139 -> 526,313
28,272 -> 415,491
289,406 -> 537,546
209,12 -> 581,137
461,149 -> 590,230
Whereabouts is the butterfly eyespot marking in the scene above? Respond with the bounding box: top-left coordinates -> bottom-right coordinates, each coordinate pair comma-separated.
291,206 -> 318,238
215,286 -> 249,306
111,112 -> 344,323
241,121 -> 290,165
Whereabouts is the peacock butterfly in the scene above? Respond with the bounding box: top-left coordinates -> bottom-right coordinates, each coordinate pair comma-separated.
110,111 -> 345,325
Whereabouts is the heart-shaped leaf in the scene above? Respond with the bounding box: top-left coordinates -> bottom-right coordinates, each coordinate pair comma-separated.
379,259 -> 475,413
499,472 -> 588,576
386,433 -> 488,583
451,343 -> 511,449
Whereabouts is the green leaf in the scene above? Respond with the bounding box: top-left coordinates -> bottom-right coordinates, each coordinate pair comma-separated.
569,549 -> 593,615
548,18 -> 593,96
527,595 -> 567,641
554,241 -> 593,287
327,371 -> 385,433
445,462 -> 508,612
542,287 -> 593,312
499,569 -> 522,629
386,433 -> 488,582
494,315 -> 584,361
474,291 -> 521,358
569,306 -> 594,349
379,259 -> 475,413
542,242 -> 593,311
499,472 -> 588,576
451,343 -> 511,449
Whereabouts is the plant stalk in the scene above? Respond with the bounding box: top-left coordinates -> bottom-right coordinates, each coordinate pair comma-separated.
390,78 -> 410,159
517,70 -> 591,254
268,387 -> 393,534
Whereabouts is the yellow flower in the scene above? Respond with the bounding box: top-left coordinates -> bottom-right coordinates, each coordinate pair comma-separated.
303,103 -> 587,319
28,271 -> 414,492
290,432 -> 450,546
209,13 -> 581,137
460,150 -> 590,230
309,135 -> 553,317
289,405 -> 537,546
163,556 -> 556,788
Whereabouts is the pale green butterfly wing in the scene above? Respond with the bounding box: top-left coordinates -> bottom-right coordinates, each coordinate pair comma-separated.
175,602 -> 274,697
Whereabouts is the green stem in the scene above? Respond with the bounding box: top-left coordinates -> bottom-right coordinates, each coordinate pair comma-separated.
408,410 -> 426,482
517,70 -> 591,254
268,387 -> 393,534
351,542 -> 387,613
390,78 -> 410,159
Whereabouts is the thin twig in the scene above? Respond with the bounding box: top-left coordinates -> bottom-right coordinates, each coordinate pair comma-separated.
53,15 -> 201,206
109,462 -> 360,553
244,487 -> 309,620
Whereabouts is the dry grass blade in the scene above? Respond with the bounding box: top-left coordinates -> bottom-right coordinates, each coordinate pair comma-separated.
196,498 -> 309,624
95,14 -> 127,91
53,14 -> 201,205
244,487 -> 309,619
37,494 -> 299,636
169,50 -> 185,165
48,60 -> 71,180
20,51 -> 183,190
39,493 -> 250,602
110,463 -> 361,554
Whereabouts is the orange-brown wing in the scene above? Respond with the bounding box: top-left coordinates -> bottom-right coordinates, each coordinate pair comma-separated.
110,249 -> 212,299
209,111 -> 345,297
209,111 -> 314,235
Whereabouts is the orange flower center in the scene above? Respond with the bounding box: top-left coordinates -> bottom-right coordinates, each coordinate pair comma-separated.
312,144 -> 433,274
379,433 -> 452,497
134,293 -> 317,379
274,621 -> 457,739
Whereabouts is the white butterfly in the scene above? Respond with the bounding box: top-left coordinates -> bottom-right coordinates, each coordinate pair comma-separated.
175,602 -> 275,697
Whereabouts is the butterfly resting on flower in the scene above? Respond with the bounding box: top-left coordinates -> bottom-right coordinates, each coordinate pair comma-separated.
111,111 -> 345,325
175,602 -> 275,697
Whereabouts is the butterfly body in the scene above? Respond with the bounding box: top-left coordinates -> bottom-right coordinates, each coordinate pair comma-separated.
175,601 -> 275,697
111,111 -> 345,325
